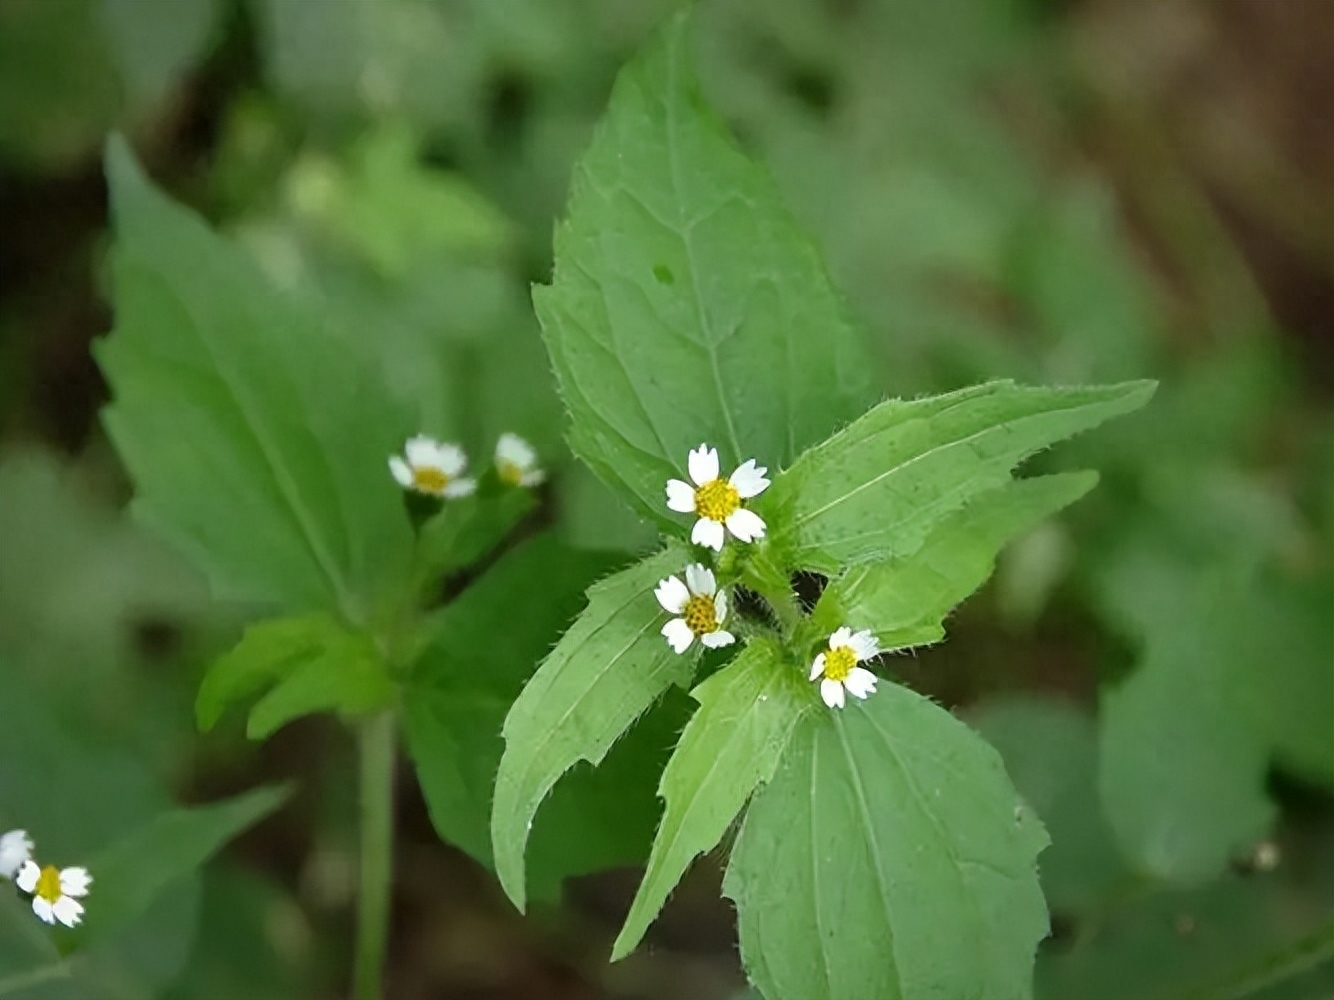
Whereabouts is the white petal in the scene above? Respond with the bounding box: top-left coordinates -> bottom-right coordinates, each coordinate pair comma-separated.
15,861 -> 39,893
821,678 -> 845,709
0,830 -> 32,878
688,444 -> 719,486
700,630 -> 735,648
829,626 -> 853,649
809,652 -> 826,682
520,469 -> 546,487
725,507 -> 766,542
729,459 -> 770,498
388,456 -> 413,488
404,435 -> 439,466
60,867 -> 91,897
495,432 -> 536,468
844,667 -> 879,699
692,517 -> 726,551
52,896 -> 83,928
655,576 -> 689,614
684,563 -> 711,596
713,589 -> 728,623
31,896 -> 55,925
665,479 -> 697,513
432,442 -> 469,476
849,629 -> 880,661
661,618 -> 695,654
442,477 -> 476,498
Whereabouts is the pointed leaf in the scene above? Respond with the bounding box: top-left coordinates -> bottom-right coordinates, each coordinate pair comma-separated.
533,10 -> 874,522
725,685 -> 1049,1000
490,543 -> 697,910
612,638 -> 809,960
97,136 -> 412,619
816,472 -> 1097,649
760,379 -> 1155,573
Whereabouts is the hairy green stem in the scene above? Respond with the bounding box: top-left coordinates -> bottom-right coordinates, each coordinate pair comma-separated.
353,709 -> 397,1000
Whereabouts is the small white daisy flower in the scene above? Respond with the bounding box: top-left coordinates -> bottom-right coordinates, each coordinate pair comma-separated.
495,433 -> 545,488
654,563 -> 736,654
809,627 -> 880,709
389,435 -> 476,499
16,861 -> 91,928
0,830 -> 33,879
665,444 -> 770,551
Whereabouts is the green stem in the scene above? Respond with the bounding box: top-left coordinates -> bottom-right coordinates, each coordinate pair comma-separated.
353,709 -> 397,1000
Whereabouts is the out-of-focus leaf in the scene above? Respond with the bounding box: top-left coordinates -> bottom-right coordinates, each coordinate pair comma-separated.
725,685 -> 1049,1000
98,136 -> 414,620
100,0 -> 220,109
613,639 -> 808,960
415,487 -> 535,583
533,10 -> 875,523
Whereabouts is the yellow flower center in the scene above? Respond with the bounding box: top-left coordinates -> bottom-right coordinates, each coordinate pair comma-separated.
412,465 -> 449,494
823,646 -> 857,683
34,865 -> 62,904
694,478 -> 740,522
498,460 -> 525,487
683,594 -> 720,636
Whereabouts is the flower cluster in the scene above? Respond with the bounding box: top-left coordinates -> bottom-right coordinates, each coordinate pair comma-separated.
1,828 -> 91,928
389,432 -> 545,498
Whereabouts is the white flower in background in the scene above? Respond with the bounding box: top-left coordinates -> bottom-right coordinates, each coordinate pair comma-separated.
665,444 -> 769,551
495,433 -> 545,487
809,627 -> 880,709
654,563 -> 736,654
0,830 -> 33,880
16,861 -> 91,928
389,436 -> 476,498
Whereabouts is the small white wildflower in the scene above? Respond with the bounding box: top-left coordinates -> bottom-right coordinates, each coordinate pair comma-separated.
389,435 -> 476,499
0,830 -> 33,879
665,444 -> 769,551
809,627 -> 880,709
654,563 -> 736,654
495,433 -> 545,487
16,861 -> 91,928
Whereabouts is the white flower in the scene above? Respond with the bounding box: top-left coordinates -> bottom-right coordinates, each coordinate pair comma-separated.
389,435 -> 476,498
809,627 -> 880,709
0,830 -> 33,879
665,444 -> 770,551
495,433 -> 545,487
654,563 -> 736,654
16,861 -> 91,928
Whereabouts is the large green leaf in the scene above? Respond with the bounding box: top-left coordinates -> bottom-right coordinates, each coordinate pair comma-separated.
490,543 -> 696,910
97,136 -> 413,621
724,684 -> 1049,1000
533,9 -> 874,523
404,533 -> 675,899
759,379 -> 1154,573
816,472 -> 1097,650
612,638 -> 809,960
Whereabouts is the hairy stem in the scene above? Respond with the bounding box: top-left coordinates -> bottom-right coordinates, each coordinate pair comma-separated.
353,709 -> 397,1000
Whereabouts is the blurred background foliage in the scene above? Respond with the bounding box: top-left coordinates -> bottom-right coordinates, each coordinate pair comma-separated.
0,0 -> 1329,998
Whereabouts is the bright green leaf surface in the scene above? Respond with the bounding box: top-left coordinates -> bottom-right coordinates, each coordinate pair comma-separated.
817,472 -> 1097,650
613,638 -> 810,961
490,543 -> 696,911
97,136 -> 413,620
761,379 -> 1154,573
533,10 -> 875,523
725,684 -> 1049,1000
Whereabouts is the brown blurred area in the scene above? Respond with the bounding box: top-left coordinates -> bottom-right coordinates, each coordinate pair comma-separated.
0,1 -> 1329,998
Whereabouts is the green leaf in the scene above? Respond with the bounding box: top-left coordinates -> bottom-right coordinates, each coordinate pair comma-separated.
415,487 -> 536,583
101,0 -> 221,109
75,785 -> 290,945
490,543 -> 697,911
967,695 -> 1127,913
196,612 -> 392,739
760,379 -> 1155,573
533,9 -> 875,523
816,472 -> 1097,650
96,136 -> 413,620
612,638 -> 809,961
724,684 -> 1049,1000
